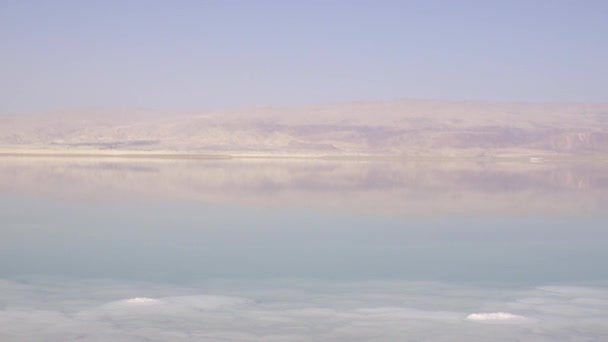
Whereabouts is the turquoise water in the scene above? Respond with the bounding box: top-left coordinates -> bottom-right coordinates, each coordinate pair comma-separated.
1,159 -> 607,341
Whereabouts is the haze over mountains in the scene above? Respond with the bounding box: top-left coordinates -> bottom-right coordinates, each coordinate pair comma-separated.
2,99 -> 607,158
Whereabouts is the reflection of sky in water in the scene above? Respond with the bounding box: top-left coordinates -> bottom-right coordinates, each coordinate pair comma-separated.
1,159 -> 607,340
1,196 -> 607,283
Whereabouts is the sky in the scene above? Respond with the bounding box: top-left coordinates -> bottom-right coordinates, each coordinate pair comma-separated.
1,0 -> 608,114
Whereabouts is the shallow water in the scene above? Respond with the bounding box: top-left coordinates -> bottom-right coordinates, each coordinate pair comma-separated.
1,158 -> 607,341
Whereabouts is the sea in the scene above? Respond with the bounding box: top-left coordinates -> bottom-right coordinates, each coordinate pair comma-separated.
1,157 -> 607,341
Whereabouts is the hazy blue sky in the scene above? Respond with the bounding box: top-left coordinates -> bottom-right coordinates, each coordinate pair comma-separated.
1,0 -> 607,114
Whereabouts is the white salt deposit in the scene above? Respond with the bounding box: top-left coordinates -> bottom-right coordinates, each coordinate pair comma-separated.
466,312 -> 526,321
125,297 -> 160,304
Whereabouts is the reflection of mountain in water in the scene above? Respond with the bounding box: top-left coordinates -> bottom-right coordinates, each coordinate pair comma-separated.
0,157 -> 606,216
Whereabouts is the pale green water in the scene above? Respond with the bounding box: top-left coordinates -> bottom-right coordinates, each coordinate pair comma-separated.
1,158 -> 607,341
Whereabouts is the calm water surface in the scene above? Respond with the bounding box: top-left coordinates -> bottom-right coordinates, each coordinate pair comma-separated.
1,158 -> 607,341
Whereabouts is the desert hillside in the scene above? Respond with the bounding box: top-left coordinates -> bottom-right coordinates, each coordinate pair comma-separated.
1,99 -> 607,157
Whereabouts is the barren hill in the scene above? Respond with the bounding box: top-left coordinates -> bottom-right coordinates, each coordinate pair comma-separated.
1,99 -> 607,157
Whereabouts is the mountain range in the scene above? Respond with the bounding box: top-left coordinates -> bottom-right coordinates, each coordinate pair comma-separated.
2,99 -> 607,158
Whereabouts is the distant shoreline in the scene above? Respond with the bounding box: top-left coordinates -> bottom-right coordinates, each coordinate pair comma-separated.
1,150 -> 607,163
